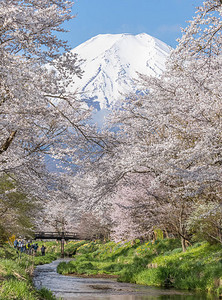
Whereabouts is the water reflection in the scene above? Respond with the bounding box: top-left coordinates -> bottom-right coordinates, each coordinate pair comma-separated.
33,260 -> 216,300
58,293 -> 215,300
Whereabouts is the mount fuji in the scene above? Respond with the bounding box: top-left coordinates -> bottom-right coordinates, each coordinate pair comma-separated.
68,33 -> 171,123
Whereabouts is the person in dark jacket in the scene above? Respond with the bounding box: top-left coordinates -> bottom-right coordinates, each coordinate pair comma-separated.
33,243 -> 38,255
41,245 -> 46,256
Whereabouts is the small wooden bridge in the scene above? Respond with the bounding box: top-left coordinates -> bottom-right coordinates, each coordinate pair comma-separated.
34,231 -> 81,241
34,231 -> 83,257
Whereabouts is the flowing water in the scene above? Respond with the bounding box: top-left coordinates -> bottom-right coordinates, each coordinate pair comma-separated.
33,259 -> 216,300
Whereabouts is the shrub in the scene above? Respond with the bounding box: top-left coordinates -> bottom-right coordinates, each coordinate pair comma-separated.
37,287 -> 57,299
64,240 -> 87,257
171,247 -> 183,254
34,253 -> 57,266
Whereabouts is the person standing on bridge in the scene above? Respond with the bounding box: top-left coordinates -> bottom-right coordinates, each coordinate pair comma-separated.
41,245 -> 46,256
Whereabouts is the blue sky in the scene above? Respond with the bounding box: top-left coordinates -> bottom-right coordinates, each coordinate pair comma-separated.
63,0 -> 203,49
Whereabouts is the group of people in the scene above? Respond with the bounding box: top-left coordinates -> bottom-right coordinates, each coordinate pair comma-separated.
13,239 -> 46,256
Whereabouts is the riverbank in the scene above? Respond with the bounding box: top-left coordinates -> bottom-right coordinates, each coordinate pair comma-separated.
34,259 -> 209,300
0,243 -> 59,299
1,239 -> 221,299
57,239 -> 222,298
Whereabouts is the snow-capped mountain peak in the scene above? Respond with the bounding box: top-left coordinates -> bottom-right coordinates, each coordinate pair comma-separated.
68,33 -> 171,111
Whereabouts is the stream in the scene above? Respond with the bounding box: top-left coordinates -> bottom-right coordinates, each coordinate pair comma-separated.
33,259 -> 216,300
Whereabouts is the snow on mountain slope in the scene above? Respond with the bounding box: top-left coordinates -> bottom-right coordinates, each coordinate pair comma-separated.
68,33 -> 171,111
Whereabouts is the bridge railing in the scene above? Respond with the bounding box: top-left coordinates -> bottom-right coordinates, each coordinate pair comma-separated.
34,231 -> 81,240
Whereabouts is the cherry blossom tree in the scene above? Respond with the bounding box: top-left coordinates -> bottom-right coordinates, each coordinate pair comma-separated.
186,201 -> 222,244
0,0 -> 115,235
0,0 -> 100,174
0,174 -> 39,241
76,0 -> 222,244
76,212 -> 111,241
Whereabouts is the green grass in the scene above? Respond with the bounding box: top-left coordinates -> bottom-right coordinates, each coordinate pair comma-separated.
0,243 -> 58,299
57,239 -> 222,296
33,253 -> 58,266
2,239 -> 221,298
63,240 -> 87,257
0,279 -> 37,300
0,240 -> 90,299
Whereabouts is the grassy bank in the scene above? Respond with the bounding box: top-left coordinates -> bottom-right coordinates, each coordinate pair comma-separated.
57,239 -> 222,297
0,243 -> 59,299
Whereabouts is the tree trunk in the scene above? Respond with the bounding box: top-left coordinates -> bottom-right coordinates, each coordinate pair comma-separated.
0,131 -> 17,154
179,204 -> 187,252
181,236 -> 186,252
